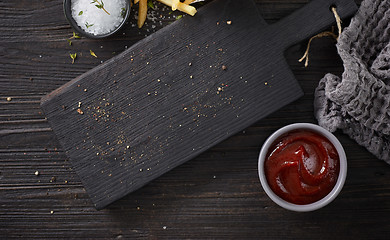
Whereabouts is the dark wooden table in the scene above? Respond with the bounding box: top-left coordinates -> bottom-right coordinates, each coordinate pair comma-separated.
1,0 -> 390,239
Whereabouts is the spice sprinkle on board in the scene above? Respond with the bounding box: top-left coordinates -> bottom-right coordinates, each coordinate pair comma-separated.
41,0 -> 357,209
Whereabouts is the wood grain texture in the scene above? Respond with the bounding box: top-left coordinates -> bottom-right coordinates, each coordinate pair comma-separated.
41,0 -> 295,210
40,0 -> 356,209
2,0 -> 390,239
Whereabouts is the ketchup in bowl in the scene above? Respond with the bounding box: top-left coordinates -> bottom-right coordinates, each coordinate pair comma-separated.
264,129 -> 340,205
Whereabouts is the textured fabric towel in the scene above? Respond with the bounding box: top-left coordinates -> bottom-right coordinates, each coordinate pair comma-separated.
314,0 -> 390,164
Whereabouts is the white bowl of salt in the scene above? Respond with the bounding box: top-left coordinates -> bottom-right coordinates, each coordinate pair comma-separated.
64,0 -> 131,38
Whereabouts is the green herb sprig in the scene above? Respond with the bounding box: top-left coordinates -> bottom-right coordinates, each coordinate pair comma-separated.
67,32 -> 81,46
91,0 -> 110,15
70,53 -> 77,64
69,32 -> 81,39
85,22 -> 94,28
121,7 -> 126,18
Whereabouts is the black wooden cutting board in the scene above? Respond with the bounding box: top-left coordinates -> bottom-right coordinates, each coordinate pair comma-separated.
41,0 -> 357,209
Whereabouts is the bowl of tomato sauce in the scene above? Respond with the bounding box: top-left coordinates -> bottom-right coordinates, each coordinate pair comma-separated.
258,123 -> 347,212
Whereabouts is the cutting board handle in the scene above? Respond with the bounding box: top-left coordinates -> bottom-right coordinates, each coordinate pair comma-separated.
271,0 -> 358,50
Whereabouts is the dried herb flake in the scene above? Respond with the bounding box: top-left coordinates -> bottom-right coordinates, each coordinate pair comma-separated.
90,50 -> 98,58
147,0 -> 155,9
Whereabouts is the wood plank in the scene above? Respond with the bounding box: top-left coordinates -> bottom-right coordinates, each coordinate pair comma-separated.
2,0 -> 390,239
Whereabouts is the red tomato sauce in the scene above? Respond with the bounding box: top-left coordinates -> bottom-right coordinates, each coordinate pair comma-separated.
265,130 -> 340,205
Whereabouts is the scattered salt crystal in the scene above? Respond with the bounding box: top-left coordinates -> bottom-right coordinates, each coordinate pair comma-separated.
71,0 -> 127,35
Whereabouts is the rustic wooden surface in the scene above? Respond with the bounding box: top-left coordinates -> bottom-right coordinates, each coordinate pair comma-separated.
2,0 -> 390,239
42,0 -> 358,210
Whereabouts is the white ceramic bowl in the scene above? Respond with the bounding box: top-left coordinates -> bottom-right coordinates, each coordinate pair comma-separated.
258,123 -> 347,212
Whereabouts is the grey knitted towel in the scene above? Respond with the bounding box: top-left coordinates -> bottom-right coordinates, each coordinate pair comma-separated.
314,0 -> 390,164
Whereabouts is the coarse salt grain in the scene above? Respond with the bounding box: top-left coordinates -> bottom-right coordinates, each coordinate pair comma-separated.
71,0 -> 127,35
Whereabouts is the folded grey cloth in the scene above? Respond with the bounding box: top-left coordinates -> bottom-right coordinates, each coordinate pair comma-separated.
314,0 -> 390,164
